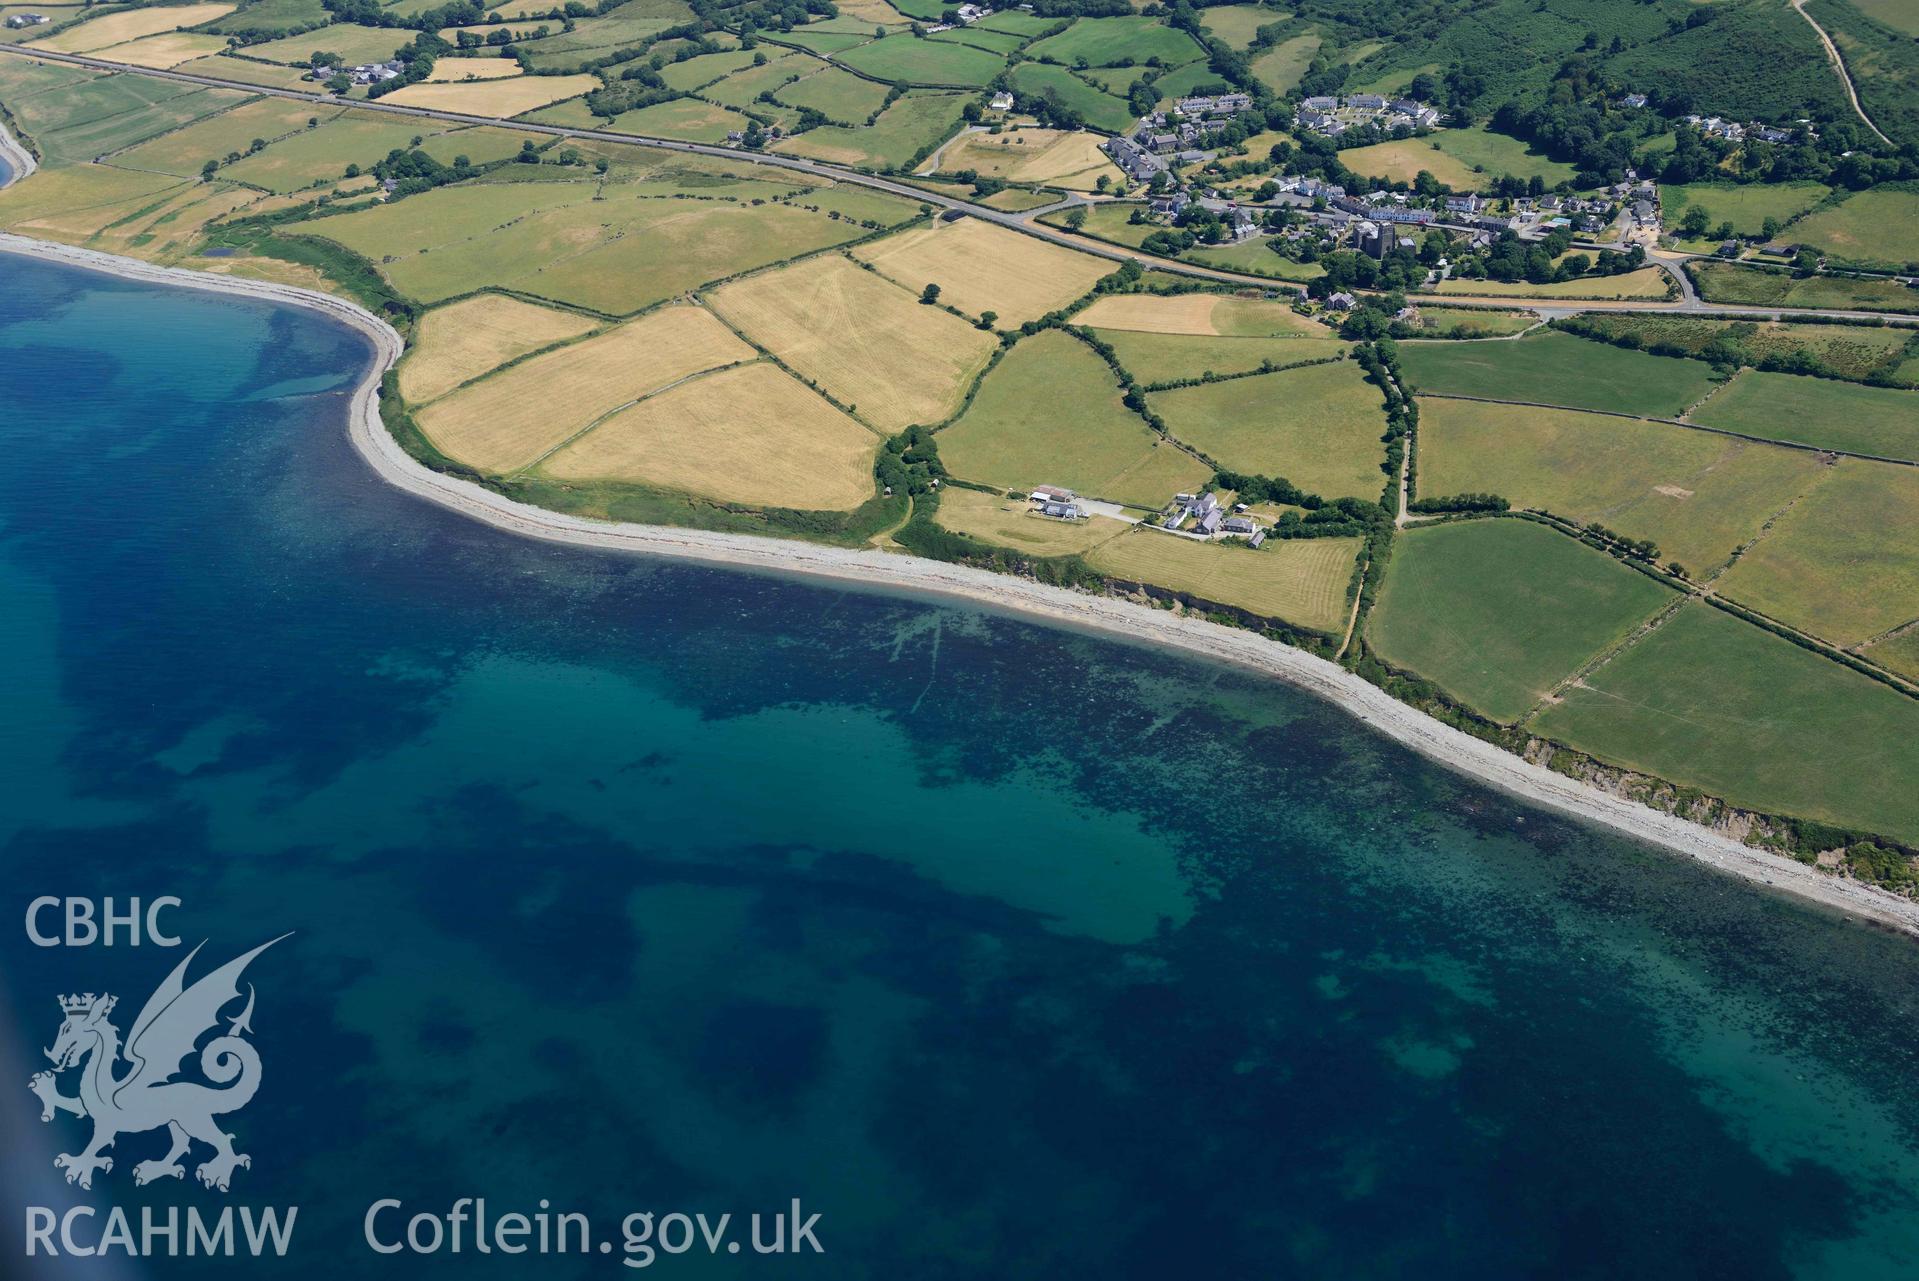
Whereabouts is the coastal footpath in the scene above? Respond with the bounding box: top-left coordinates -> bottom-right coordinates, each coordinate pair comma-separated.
0,224 -> 1913,939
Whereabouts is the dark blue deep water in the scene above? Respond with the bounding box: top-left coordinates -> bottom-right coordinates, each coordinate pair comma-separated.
2,252 -> 1918,1279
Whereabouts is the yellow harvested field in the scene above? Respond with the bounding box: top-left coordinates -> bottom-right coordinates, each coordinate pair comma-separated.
424,57 -> 526,81
1076,293 -> 1220,335
1076,292 -> 1327,337
1087,530 -> 1360,632
0,163 -> 187,245
543,363 -> 880,511
382,74 -> 601,117
833,0 -> 908,23
707,253 -> 997,431
37,3 -> 233,51
851,217 -> 1111,325
934,488 -> 1132,556
93,31 -> 229,67
415,304 -> 754,473
398,293 -> 600,404
939,129 -> 1120,188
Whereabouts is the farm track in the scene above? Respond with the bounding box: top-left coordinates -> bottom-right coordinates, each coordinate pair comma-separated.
6,43 -> 1919,324
1790,0 -> 1893,147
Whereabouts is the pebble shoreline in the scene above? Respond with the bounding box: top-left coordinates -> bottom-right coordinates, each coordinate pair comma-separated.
1,226 -> 1913,939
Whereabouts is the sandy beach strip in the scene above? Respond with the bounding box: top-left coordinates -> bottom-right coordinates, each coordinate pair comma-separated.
1,230 -> 1914,938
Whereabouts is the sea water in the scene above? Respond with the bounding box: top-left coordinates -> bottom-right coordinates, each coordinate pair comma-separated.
1,252 -> 1916,1279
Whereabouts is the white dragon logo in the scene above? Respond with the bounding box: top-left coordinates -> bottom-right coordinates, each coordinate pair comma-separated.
28,937 -> 286,1192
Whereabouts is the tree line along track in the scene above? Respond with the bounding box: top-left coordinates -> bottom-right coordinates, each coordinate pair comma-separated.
4,43 -> 1918,324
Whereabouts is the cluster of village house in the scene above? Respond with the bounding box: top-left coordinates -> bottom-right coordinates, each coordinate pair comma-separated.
1294,94 -> 1441,139
3,11 -> 50,27
1027,487 -> 1268,547
1102,91 -> 1662,275
1679,115 -> 1802,146
1616,94 -> 1803,146
304,58 -> 406,86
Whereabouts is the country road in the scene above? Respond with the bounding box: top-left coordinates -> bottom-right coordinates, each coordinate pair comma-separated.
1791,0 -> 1893,146
4,42 -> 1917,323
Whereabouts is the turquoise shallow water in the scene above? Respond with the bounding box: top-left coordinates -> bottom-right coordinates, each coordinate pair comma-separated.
1,251 -> 1918,1278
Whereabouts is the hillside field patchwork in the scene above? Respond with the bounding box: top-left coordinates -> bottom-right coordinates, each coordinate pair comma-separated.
3,0 -> 1919,882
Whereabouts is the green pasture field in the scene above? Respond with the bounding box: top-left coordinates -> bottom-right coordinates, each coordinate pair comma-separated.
1041,200 -> 1152,247
1148,360 -> 1388,501
297,175 -> 866,311
1412,309 -> 1539,337
775,66 -> 894,122
778,182 -> 918,226
1433,268 -> 1673,300
1006,63 -> 1134,132
1565,314 -> 1915,382
0,52 -> 100,104
108,97 -> 333,175
1712,460 -> 1919,647
1072,63 -> 1153,93
771,91 -> 968,168
1788,187 -> 1919,268
836,33 -> 1005,87
412,124 -> 539,166
1844,0 -> 1919,36
978,187 -> 1060,212
1096,332 -> 1345,384
1530,601 -> 1919,844
928,27 -> 1027,55
1148,60 -> 1237,100
1198,4 -> 1284,49
884,0 -> 947,18
1689,261 -> 1919,313
604,96 -> 754,143
1661,182 -> 1830,238
1248,33 -> 1320,94
1180,240 -> 1324,281
778,28 -> 879,55
1689,369 -> 1919,461
1025,15 -> 1203,66
972,9 -> 1055,34
658,49 -> 764,91
695,53 -> 811,111
1087,529 -> 1361,633
937,330 -> 1211,507
220,113 -> 432,191
1368,518 -> 1677,723
509,2 -> 692,70
1398,331 -> 1720,418
1427,126 -> 1579,187
1866,629 -> 1919,682
205,0 -> 332,33
246,23 -> 413,64
7,75 -> 241,166
1415,398 -> 1825,575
